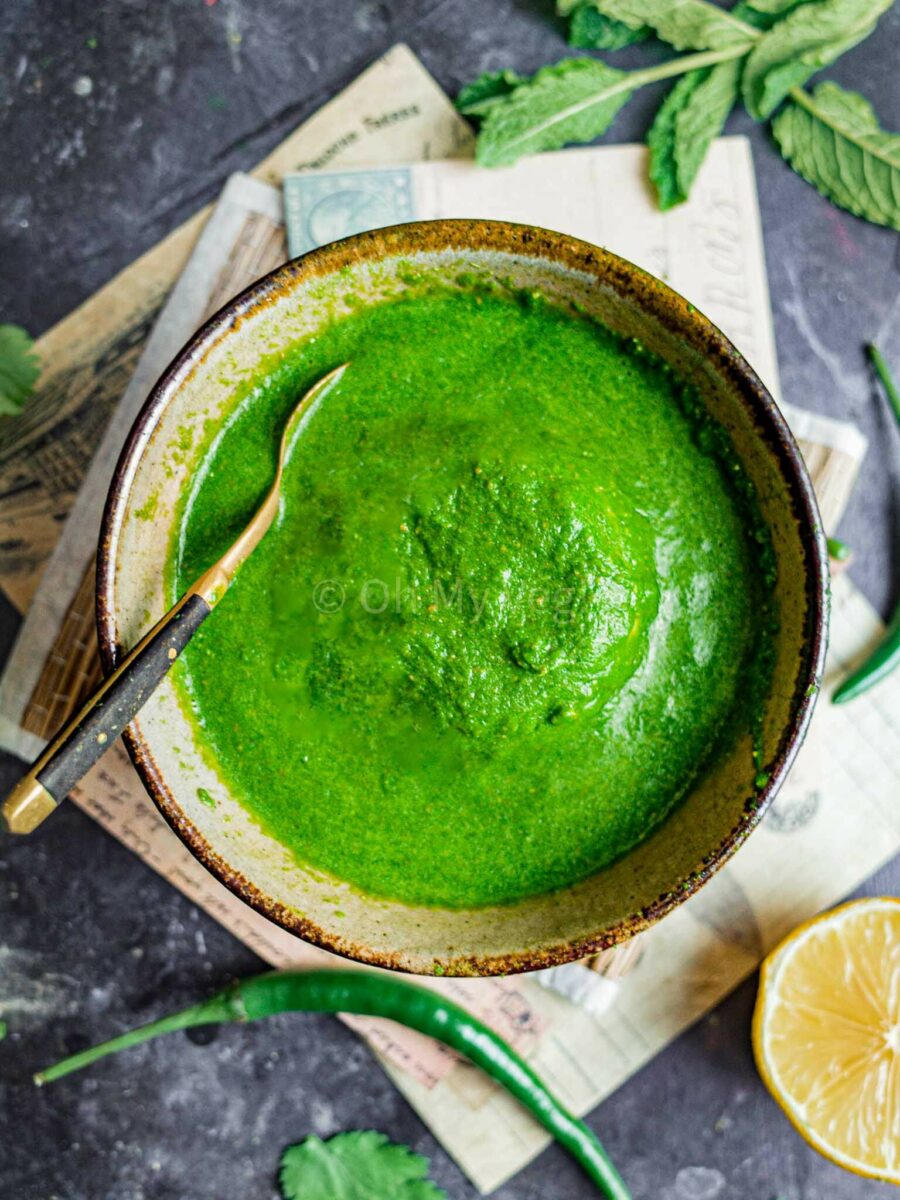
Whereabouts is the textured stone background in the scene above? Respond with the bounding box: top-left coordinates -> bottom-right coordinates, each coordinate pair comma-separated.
0,3 -> 897,1198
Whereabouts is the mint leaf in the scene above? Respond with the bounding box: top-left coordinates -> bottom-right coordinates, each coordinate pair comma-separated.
474,57 -> 633,167
645,0 -> 791,208
739,0 -> 813,28
648,73 -> 708,210
587,0 -> 755,50
0,325 -> 40,417
648,58 -> 741,208
456,70 -> 523,116
772,81 -> 900,230
743,0 -> 811,11
742,0 -> 893,119
279,1132 -> 446,1200
668,58 -> 742,191
566,4 -> 650,49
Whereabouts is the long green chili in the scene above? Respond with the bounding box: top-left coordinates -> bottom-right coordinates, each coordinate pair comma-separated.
35,969 -> 631,1200
867,343 -> 900,425
832,344 -> 900,704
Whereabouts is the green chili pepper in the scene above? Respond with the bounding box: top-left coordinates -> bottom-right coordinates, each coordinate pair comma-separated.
35,969 -> 631,1200
867,343 -> 900,425
832,344 -> 900,705
832,604 -> 900,703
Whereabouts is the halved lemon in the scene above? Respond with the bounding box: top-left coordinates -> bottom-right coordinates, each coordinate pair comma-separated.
753,898 -> 900,1183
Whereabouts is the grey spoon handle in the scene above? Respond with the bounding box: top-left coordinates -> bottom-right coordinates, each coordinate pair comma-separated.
2,593 -> 211,833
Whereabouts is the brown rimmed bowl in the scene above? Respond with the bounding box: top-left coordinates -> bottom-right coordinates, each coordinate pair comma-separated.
97,219 -> 829,977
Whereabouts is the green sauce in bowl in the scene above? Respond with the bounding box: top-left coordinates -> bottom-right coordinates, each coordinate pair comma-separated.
173,283 -> 775,910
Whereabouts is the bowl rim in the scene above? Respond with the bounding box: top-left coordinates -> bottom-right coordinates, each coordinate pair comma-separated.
96,217 -> 830,976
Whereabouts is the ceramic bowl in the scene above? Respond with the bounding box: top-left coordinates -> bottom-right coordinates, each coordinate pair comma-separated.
97,219 -> 828,976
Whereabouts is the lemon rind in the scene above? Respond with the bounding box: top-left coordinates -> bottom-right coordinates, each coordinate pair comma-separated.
752,897 -> 900,1185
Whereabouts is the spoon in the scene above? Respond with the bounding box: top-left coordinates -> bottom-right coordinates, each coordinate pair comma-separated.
2,363 -> 348,835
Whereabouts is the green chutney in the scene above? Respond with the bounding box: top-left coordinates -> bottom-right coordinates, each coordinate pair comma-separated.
173,284 -> 774,910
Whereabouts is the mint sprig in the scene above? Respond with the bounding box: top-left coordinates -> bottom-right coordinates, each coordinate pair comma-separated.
458,0 -> 899,230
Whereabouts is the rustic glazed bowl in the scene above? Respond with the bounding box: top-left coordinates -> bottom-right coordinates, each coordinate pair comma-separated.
98,219 -> 828,976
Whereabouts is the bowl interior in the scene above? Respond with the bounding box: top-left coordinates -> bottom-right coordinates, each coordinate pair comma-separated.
99,221 -> 826,976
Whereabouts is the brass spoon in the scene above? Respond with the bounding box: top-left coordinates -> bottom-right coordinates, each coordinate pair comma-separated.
2,363 -> 348,835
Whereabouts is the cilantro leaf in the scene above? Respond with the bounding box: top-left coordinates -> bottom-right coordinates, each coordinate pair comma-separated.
279,1132 -> 446,1200
0,325 -> 40,417
742,0 -> 893,119
772,81 -> 900,230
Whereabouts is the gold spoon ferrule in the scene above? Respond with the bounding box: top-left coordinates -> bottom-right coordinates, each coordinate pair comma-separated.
2,776 -> 58,834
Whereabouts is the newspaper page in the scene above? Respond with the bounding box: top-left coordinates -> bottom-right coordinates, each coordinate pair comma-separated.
1,58 -> 897,1196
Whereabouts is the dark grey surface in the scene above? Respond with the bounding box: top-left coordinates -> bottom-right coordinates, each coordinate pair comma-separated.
0,3 -> 898,1198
